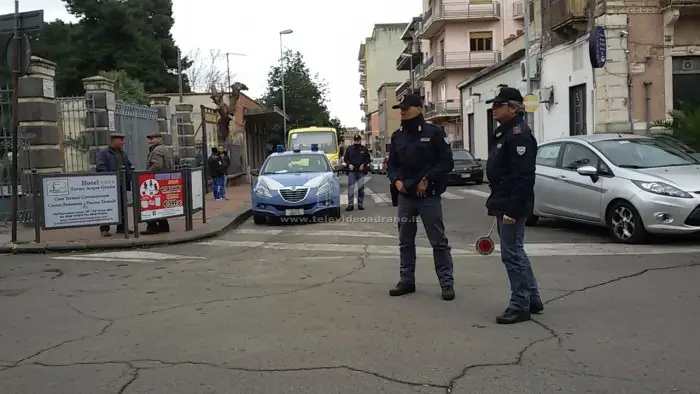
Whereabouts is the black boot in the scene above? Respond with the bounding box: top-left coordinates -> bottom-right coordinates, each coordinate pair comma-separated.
531,298 -> 544,314
158,220 -> 170,233
142,222 -> 159,235
389,282 -> 415,297
346,205 -> 354,211
441,285 -> 455,301
496,308 -> 531,324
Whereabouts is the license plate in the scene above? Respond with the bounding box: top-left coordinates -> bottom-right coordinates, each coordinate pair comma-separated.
461,174 -> 471,178
285,209 -> 304,216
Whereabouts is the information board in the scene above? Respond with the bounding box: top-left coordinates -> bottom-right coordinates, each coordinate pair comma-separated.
191,169 -> 203,211
42,174 -> 120,229
138,171 -> 184,221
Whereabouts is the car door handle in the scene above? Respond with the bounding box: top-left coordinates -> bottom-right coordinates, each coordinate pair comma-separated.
558,175 -> 568,180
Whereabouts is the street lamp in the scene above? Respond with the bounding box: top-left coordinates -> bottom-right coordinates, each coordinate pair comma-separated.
400,53 -> 414,91
279,29 -> 293,134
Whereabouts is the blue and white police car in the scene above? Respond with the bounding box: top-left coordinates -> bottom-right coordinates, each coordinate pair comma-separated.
250,144 -> 341,224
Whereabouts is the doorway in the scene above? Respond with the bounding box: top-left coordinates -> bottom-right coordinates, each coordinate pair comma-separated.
486,109 -> 496,151
467,113 -> 475,154
569,84 -> 586,136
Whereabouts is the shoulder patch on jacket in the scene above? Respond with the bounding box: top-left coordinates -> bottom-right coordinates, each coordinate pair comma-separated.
513,125 -> 521,135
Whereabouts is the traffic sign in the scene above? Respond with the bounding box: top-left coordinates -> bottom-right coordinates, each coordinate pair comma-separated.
523,94 -> 538,112
0,10 -> 44,34
5,34 -> 32,77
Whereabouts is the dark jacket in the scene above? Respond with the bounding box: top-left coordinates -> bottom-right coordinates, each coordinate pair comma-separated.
387,116 -> 454,198
207,154 -> 225,178
343,144 -> 371,173
146,143 -> 173,171
222,154 -> 231,175
485,115 -> 537,218
96,146 -> 133,190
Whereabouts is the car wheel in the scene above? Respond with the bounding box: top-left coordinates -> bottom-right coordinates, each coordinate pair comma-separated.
253,214 -> 266,225
331,207 -> 341,219
606,200 -> 648,244
474,179 -> 483,185
525,215 -> 539,226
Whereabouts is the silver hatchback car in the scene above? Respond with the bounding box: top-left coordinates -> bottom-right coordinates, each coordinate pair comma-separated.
527,134 -> 700,243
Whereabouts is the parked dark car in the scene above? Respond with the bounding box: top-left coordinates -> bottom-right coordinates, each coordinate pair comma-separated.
447,149 -> 483,185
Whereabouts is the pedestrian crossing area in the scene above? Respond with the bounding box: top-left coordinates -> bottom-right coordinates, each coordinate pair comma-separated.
341,186 -> 489,207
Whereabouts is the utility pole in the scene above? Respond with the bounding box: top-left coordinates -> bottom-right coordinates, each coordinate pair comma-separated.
10,0 -> 20,242
177,48 -> 183,102
224,52 -> 246,93
279,29 -> 294,135
523,0 -> 533,128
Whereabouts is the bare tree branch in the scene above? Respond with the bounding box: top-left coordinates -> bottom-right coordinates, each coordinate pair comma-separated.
185,48 -> 228,93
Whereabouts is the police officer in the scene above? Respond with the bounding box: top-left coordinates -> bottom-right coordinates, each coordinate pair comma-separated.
343,134 -> 371,211
484,87 -> 543,324
386,93 -> 456,301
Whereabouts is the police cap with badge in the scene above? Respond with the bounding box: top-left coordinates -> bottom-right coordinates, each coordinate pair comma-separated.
485,87 -> 524,106
392,93 -> 423,110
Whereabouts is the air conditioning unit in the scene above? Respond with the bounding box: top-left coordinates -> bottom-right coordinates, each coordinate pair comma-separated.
520,59 -> 540,81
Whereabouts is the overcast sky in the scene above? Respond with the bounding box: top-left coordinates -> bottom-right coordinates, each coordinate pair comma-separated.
2,0 -> 422,129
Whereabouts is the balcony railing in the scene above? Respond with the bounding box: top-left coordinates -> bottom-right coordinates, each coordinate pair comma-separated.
661,0 -> 700,6
546,0 -> 587,32
360,89 -> 367,98
419,2 -> 501,38
513,1 -> 524,18
360,74 -> 366,85
395,80 -> 411,99
360,103 -> 368,112
420,51 -> 501,80
425,101 -> 461,120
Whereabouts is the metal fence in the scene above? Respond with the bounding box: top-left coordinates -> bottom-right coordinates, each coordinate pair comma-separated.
0,86 -> 34,229
115,102 -> 158,170
58,96 -> 96,173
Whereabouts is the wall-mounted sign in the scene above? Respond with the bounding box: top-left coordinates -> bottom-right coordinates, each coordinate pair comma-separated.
137,171 -> 184,221
589,26 -> 607,68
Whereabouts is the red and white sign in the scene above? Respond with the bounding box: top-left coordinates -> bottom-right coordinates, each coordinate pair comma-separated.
138,171 -> 184,221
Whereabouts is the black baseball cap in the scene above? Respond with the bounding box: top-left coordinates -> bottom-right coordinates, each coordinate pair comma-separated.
392,93 -> 422,109
485,87 -> 523,104
353,134 -> 362,141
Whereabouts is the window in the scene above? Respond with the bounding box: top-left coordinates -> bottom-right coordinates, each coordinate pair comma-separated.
469,32 -> 493,51
561,143 -> 599,170
528,1 -> 535,23
452,150 -> 475,160
261,154 -> 331,175
288,131 -> 338,154
535,143 -> 561,167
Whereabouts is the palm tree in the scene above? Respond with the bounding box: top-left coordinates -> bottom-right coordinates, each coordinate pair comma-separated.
651,101 -> 700,150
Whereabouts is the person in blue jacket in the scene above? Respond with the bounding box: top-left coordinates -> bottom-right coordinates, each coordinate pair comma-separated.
95,132 -> 133,236
386,93 -> 456,301
484,87 -> 542,324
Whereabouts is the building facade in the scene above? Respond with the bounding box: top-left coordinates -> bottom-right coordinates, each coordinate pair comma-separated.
377,82 -> 401,156
358,24 -> 409,132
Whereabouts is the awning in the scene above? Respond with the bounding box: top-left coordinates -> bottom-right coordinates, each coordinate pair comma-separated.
244,106 -> 287,124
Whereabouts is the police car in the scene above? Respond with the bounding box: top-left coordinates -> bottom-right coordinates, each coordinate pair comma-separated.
249,144 -> 341,224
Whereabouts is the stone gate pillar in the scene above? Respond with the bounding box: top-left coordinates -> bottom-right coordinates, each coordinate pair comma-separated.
150,95 -> 171,145
82,76 -> 116,170
17,56 -> 61,174
174,104 -> 196,166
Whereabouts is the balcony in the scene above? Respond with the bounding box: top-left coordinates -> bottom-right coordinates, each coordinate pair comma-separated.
360,89 -> 367,98
360,74 -> 366,85
396,47 -> 423,71
513,1 -> 524,18
546,0 -> 587,35
358,62 -> 365,73
425,101 -> 460,121
360,103 -> 368,112
420,51 -> 502,81
661,0 -> 700,7
395,80 -> 411,100
418,2 -> 501,39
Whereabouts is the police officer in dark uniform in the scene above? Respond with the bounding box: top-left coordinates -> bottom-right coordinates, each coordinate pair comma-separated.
386,93 -> 456,301
485,87 -> 543,324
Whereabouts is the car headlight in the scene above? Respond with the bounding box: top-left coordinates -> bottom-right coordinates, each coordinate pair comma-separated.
316,182 -> 332,195
632,180 -> 692,198
254,183 -> 272,197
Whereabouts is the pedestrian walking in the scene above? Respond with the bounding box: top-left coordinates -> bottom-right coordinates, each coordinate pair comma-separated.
221,150 -> 231,200
386,93 -> 456,301
207,147 -> 226,200
343,134 -> 371,211
96,132 -> 133,236
142,132 -> 173,235
484,87 -> 542,324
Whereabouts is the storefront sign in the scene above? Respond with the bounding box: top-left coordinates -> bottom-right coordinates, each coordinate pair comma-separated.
138,171 -> 184,221
42,174 -> 120,229
589,26 -> 607,68
191,169 -> 203,211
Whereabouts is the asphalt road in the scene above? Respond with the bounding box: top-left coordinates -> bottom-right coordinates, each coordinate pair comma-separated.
1,173 -> 699,393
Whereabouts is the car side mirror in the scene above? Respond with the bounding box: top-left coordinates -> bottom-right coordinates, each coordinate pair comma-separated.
576,165 -> 597,176
250,169 -> 259,176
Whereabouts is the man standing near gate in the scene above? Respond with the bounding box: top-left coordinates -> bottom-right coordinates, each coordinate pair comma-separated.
386,93 -> 455,301
484,87 -> 542,324
96,132 -> 133,236
343,134 -> 371,211
142,132 -> 173,235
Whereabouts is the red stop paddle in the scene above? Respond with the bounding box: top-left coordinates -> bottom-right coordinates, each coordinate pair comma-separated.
475,219 -> 497,255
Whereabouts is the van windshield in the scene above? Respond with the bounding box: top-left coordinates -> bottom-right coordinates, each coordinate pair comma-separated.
288,131 -> 338,153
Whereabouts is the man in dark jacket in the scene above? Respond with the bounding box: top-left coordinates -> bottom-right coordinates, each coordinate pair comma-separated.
386,93 -> 456,301
95,132 -> 133,236
343,135 -> 371,211
221,150 -> 231,200
485,87 -> 542,324
207,147 -> 225,200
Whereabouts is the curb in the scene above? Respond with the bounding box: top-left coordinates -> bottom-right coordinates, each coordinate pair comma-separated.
0,208 -> 252,254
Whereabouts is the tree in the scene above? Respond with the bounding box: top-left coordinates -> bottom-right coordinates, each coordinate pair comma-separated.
98,70 -> 149,105
260,50 -> 333,144
328,117 -> 346,141
186,49 -> 228,93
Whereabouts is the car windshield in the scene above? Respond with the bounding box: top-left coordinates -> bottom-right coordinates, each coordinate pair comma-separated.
592,138 -> 700,169
452,150 -> 475,160
288,131 -> 337,153
261,154 -> 331,174
652,135 -> 696,154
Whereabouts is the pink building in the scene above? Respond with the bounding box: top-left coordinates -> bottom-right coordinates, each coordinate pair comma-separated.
395,0 -> 525,147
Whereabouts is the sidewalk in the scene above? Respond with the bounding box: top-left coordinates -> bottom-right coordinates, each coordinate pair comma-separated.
0,184 -> 251,253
